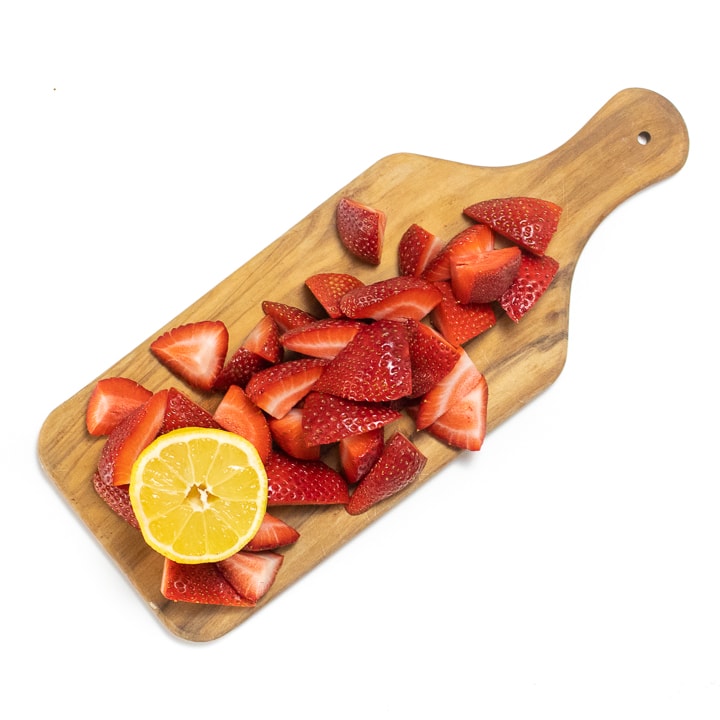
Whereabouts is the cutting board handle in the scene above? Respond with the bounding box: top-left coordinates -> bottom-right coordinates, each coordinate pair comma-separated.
535,87 -> 689,264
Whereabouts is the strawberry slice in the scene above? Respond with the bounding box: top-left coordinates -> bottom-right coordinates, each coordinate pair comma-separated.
338,428 -> 384,484
335,196 -> 386,265
422,223 -> 495,282
305,272 -> 365,318
159,386 -> 221,435
449,245 -> 522,304
262,300 -> 317,333
313,318 -> 412,402
398,223 -> 444,277
339,275 -> 442,322
91,470 -> 139,528
85,376 -> 153,436
97,389 -> 168,486
217,550 -> 284,604
301,391 -> 401,445
161,558 -> 254,607
213,384 -> 273,462
268,407 -> 321,461
463,196 -> 562,256
150,320 -> 229,392
429,280 -> 496,347
425,376 -> 488,451
212,345 -> 271,392
244,512 -> 300,551
345,432 -> 427,515
280,318 -> 365,359
241,314 -> 283,364
265,450 -> 350,505
402,318 -> 461,398
414,349 -> 484,430
244,357 -> 328,419
499,252 -> 560,322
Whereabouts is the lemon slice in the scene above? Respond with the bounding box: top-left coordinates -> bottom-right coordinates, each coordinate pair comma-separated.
129,427 -> 268,564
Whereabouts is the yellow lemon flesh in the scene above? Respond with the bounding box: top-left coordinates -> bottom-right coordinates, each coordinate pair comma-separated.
129,427 -> 268,564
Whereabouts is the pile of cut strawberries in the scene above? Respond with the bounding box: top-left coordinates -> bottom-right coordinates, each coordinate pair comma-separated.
85,193 -> 562,608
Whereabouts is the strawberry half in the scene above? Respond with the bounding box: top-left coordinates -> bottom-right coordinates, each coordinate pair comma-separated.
159,386 -> 220,435
425,376 -> 488,451
85,376 -> 153,436
422,223 -> 495,282
397,223 -> 444,277
268,407 -> 321,461
463,196 -> 562,256
305,272 -> 365,318
92,470 -> 139,528
499,252 -> 560,322
339,275 -> 442,322
414,349 -> 484,430
335,196 -> 386,265
280,318 -> 365,359
313,318 -> 412,402
338,428 -> 385,484
97,389 -> 168,486
150,320 -> 229,392
161,558 -> 254,607
217,550 -> 284,604
301,391 -> 401,445
213,384 -> 273,463
244,357 -> 329,419
241,314 -> 283,364
212,345 -> 271,392
244,512 -> 300,552
403,318 -> 461,398
345,432 -> 427,515
449,245 -> 522,304
266,450 -> 350,505
429,281 -> 496,347
262,301 -> 317,333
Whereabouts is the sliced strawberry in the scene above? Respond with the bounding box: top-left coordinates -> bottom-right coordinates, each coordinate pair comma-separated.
150,320 -> 229,392
217,550 -> 284,604
345,432 -> 427,515
244,512 -> 300,551
338,428 -> 384,484
305,272 -> 365,318
213,384 -> 272,462
97,389 -> 168,486
301,391 -> 401,445
449,245 -> 522,304
280,318 -> 365,359
413,349 -> 484,430
463,196 -> 562,256
339,275 -> 442,322
242,314 -> 283,363
161,558 -> 254,607
426,376 -> 488,451
429,280 -> 496,347
91,471 -> 139,528
398,223 -> 444,277
212,345 -> 271,392
422,223 -> 495,282
85,376 -> 153,436
265,450 -> 350,505
313,318 -> 412,402
402,318 -> 461,398
335,196 -> 386,265
268,407 -> 321,460
499,252 -> 560,322
159,386 -> 220,435
244,357 -> 328,419
262,301 -> 317,333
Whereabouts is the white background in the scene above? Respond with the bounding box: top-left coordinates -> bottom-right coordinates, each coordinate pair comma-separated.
2,2 -> 718,718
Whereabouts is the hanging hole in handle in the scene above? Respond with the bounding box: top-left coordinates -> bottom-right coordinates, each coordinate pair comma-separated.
637,131 -> 651,145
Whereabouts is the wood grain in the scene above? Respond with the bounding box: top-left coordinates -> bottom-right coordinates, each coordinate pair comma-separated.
37,88 -> 689,642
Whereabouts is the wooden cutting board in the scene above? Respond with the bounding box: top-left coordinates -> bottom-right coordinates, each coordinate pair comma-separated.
38,88 -> 689,643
